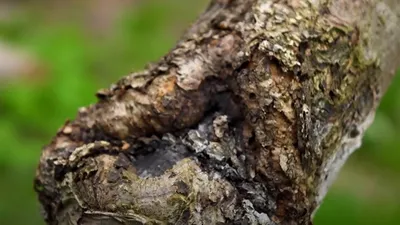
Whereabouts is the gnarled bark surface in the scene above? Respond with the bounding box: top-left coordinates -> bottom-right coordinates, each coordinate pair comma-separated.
34,0 -> 400,224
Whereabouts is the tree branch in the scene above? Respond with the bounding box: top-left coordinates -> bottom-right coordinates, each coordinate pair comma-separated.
35,0 -> 400,224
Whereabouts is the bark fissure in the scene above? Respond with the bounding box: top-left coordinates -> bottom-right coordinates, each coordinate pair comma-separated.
35,0 -> 400,224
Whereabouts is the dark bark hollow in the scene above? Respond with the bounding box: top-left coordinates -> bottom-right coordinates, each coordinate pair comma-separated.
34,0 -> 400,224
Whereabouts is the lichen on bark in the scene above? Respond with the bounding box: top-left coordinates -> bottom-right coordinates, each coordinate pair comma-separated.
35,0 -> 400,225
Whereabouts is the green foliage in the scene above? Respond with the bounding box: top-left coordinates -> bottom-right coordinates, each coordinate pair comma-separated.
315,190 -> 400,225
0,2 -> 399,224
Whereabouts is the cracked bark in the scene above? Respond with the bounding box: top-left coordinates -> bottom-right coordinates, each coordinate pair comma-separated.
34,0 -> 400,224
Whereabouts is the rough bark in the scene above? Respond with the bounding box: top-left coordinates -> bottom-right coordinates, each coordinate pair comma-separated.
34,0 -> 400,224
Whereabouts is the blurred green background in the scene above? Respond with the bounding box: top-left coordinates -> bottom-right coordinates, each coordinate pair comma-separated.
0,1 -> 399,224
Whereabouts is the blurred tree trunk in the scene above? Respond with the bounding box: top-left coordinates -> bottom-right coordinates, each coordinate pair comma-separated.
34,0 -> 400,224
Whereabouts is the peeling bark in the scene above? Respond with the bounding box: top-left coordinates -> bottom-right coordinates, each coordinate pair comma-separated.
34,0 -> 400,224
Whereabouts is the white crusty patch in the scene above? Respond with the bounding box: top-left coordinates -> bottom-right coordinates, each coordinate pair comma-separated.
242,199 -> 273,225
257,1 -> 273,14
175,56 -> 207,91
313,111 -> 376,216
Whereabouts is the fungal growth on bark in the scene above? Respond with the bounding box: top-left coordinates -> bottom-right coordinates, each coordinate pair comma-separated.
34,0 -> 400,224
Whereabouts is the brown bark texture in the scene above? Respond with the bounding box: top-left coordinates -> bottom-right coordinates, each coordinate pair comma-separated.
34,0 -> 400,224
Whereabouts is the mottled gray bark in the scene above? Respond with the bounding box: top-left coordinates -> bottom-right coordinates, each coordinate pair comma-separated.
34,0 -> 400,224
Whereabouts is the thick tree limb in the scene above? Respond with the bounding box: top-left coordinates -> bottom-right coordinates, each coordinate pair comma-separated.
35,0 -> 400,224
